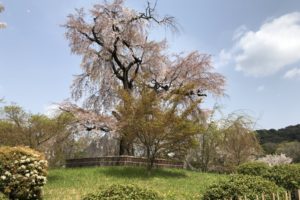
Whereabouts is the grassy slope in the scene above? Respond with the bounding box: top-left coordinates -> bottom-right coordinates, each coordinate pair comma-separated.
44,166 -> 227,200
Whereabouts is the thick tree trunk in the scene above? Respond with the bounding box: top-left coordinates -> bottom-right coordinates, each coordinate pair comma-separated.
119,137 -> 134,156
119,137 -> 126,155
118,84 -> 135,156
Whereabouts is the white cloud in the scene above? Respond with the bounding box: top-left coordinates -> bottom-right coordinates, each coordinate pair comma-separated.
284,68 -> 300,80
223,12 -> 300,77
26,9 -> 31,13
232,25 -> 248,41
256,85 -> 265,92
215,49 -> 232,68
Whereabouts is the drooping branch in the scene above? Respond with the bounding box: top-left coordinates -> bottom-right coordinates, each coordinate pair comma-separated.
59,102 -> 115,133
0,3 -> 6,29
63,0 -> 226,156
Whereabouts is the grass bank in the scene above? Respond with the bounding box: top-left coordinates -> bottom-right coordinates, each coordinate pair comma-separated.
44,166 -> 227,200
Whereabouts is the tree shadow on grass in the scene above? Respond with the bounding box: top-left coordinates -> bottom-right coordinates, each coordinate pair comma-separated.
99,166 -> 187,179
47,174 -> 61,183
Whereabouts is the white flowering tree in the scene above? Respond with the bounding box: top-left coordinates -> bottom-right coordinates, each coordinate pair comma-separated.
0,3 -> 6,29
257,153 -> 292,166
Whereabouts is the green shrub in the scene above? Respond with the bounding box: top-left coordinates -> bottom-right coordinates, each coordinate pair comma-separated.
264,164 -> 300,190
202,174 -> 285,200
0,146 -> 48,200
82,184 -> 162,200
237,162 -> 271,176
237,162 -> 300,192
0,193 -> 7,200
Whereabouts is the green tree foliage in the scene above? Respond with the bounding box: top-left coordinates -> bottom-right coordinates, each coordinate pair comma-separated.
186,114 -> 262,173
186,121 -> 222,172
221,116 -> 261,169
276,141 -> 300,162
257,125 -> 300,162
0,104 -> 76,167
257,125 -> 300,145
261,142 -> 278,154
116,85 -> 199,170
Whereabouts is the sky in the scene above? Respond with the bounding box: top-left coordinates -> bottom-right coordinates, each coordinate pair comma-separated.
1,0 -> 300,129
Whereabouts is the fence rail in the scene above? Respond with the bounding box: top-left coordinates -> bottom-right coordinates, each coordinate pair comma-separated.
65,156 -> 184,169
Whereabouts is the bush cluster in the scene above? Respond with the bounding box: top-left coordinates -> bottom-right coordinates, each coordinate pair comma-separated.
202,174 -> 285,200
264,164 -> 300,191
237,162 -> 300,191
236,162 -> 271,176
0,146 -> 48,200
83,184 -> 162,200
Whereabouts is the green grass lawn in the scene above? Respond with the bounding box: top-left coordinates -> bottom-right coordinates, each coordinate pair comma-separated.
44,166 -> 227,200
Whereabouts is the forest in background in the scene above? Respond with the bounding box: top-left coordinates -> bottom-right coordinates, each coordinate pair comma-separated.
257,125 -> 300,162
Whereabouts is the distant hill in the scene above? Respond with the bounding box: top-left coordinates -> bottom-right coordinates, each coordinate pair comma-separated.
256,124 -> 300,144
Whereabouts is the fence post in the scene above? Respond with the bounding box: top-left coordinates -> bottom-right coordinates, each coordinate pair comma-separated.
262,193 -> 265,200
295,189 -> 300,200
256,195 -> 259,200
285,191 -> 288,200
288,191 -> 292,200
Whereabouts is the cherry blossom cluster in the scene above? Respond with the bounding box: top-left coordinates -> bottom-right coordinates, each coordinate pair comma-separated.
257,153 -> 292,166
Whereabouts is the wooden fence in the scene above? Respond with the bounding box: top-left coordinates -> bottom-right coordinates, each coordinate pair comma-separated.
226,190 -> 300,200
65,156 -> 184,169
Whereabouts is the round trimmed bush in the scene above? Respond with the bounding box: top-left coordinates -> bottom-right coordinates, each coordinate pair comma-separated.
237,162 -> 271,176
264,164 -> 300,191
82,184 -> 162,200
202,174 -> 285,200
237,162 -> 300,193
0,146 -> 48,200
